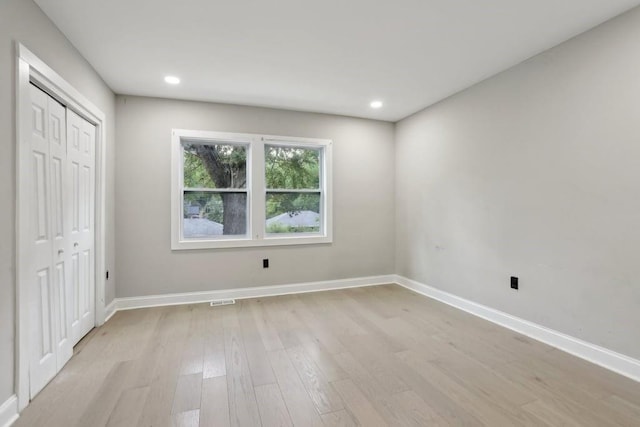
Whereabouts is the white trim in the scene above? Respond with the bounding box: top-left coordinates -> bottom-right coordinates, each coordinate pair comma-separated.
111,275 -> 395,311
0,395 -> 18,427
171,129 -> 333,250
394,275 -> 640,383
15,53 -> 31,415
15,43 -> 108,411
104,300 -> 117,322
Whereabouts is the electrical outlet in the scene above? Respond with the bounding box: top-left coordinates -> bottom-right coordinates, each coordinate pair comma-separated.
263,259 -> 269,268
510,276 -> 518,290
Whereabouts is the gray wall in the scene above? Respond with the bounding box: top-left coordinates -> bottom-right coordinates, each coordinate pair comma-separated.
0,0 -> 116,404
115,96 -> 395,298
396,7 -> 640,359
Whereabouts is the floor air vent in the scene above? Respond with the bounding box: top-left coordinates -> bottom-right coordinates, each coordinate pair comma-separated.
210,299 -> 236,307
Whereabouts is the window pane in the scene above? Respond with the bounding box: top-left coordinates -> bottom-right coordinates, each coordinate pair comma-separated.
265,145 -> 320,189
266,192 -> 320,234
184,191 -> 247,237
183,142 -> 247,189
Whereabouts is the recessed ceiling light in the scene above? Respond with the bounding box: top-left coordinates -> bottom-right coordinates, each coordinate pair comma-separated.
164,75 -> 180,85
370,100 -> 383,109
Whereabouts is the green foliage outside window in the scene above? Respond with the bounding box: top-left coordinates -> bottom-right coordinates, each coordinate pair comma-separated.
264,145 -> 320,189
184,150 -> 215,188
183,142 -> 321,234
265,145 -> 320,220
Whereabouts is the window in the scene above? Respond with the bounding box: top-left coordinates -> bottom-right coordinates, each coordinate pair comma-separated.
265,144 -> 321,235
172,129 -> 332,249
182,142 -> 248,239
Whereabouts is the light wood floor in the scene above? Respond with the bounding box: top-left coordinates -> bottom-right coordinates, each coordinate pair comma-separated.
15,284 -> 640,426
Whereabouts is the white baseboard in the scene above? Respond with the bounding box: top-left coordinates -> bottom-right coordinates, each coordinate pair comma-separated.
111,275 -> 396,312
395,275 -> 640,383
0,395 -> 18,427
104,299 -> 117,322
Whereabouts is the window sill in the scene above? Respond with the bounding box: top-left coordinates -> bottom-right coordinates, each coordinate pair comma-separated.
171,234 -> 332,250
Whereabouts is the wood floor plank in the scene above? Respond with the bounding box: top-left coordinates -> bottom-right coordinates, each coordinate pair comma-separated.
238,300 -> 277,386
345,286 -> 399,319
332,351 -> 427,425
400,341 -> 543,425
137,308 -> 193,427
299,341 -> 349,382
428,346 -> 537,408
307,292 -> 368,337
203,306 -> 226,379
179,334 -> 205,377
18,309 -> 164,427
289,295 -> 347,354
330,290 -> 407,353
601,394 -> 640,426
15,285 -> 640,427
200,376 -> 231,427
76,359 -> 140,427
320,409 -> 358,427
254,383 -> 293,427
384,390 -> 450,426
385,355 -> 486,426
203,341 -> 226,379
267,349 -> 324,426
540,348 -> 640,402
250,298 -> 285,352
172,409 -> 200,427
397,349 -> 532,425
332,351 -> 393,400
337,334 -> 410,395
498,359 -> 627,425
521,399 -> 583,427
129,308 -> 182,389
172,373 -> 203,414
331,379 -> 388,427
223,308 -> 263,427
106,386 -> 149,427
286,345 -> 344,414
259,296 -> 311,349
14,359 -> 115,426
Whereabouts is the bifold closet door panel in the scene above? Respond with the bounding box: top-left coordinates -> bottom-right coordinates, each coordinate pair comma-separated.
27,84 -> 72,398
67,110 -> 96,346
48,89 -> 73,372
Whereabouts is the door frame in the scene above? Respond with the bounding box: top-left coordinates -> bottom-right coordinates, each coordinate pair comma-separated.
15,43 -> 108,412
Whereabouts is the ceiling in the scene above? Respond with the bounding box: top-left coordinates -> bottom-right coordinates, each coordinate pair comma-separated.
35,0 -> 640,122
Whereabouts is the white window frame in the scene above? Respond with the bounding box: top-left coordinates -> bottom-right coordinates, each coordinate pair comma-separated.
171,129 -> 333,250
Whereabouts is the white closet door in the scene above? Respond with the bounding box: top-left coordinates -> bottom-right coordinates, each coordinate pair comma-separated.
28,85 -> 96,399
28,85 -> 70,398
67,110 -> 96,345
48,91 -> 74,371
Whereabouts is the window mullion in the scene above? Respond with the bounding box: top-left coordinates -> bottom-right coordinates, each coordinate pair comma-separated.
251,138 -> 265,240
176,139 -> 185,244
323,141 -> 333,239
